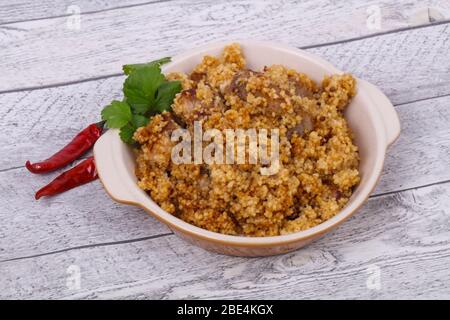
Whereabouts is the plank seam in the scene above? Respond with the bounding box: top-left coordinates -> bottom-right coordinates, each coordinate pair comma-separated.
0,20 -> 449,95
394,92 -> 450,107
0,232 -> 174,263
2,92 -> 450,173
300,19 -> 450,50
0,165 -> 25,173
0,73 -> 124,95
0,0 -> 172,26
2,179 -> 450,264
369,179 -> 450,199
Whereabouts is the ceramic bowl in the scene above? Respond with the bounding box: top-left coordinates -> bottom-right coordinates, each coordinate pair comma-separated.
94,41 -> 400,256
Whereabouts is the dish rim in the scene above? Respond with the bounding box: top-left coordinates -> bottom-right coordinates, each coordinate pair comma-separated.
94,40 -> 399,247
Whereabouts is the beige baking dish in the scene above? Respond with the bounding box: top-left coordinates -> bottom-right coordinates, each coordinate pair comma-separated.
94,41 -> 400,256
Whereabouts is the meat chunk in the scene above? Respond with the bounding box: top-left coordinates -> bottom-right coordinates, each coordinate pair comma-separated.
226,70 -> 295,117
226,70 -> 260,101
189,72 -> 206,83
172,88 -> 224,125
134,112 -> 181,169
287,114 -> 314,139
172,89 -> 200,124
294,82 -> 314,98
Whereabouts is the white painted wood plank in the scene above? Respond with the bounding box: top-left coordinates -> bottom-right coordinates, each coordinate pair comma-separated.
0,0 -> 161,24
2,0 -> 448,25
1,181 -> 449,299
1,76 -> 449,184
0,94 -> 449,261
0,164 -> 171,261
1,0 -> 449,301
0,77 -> 123,171
308,22 -> 450,105
1,24 -> 449,170
0,0 -> 448,90
375,95 -> 450,194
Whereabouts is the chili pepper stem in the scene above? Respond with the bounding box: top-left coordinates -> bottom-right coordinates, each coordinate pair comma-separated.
95,120 -> 106,130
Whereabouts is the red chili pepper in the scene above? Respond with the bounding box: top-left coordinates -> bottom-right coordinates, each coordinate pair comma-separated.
35,157 -> 98,200
26,121 -> 104,174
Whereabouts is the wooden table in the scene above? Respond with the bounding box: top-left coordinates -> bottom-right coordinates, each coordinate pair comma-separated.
1,0 -> 449,299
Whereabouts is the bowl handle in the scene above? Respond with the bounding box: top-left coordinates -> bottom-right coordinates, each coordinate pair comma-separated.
93,129 -> 139,204
359,79 -> 401,147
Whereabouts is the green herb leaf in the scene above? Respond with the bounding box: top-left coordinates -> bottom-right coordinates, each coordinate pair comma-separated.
101,56 -> 180,145
155,81 -> 182,112
119,115 -> 149,145
123,57 -> 171,75
119,122 -> 137,144
131,114 -> 149,128
101,100 -> 132,128
123,65 -> 165,114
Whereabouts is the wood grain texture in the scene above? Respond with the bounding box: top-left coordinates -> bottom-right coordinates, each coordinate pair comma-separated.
374,94 -> 450,194
1,94 -> 449,262
0,0 -> 166,24
308,23 -> 450,105
1,0 -> 449,300
0,0 -> 449,91
2,0 -> 447,24
1,25 -> 449,169
0,166 -> 171,261
1,181 -> 449,299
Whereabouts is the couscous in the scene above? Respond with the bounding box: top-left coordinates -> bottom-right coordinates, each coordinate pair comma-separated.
134,44 -> 360,236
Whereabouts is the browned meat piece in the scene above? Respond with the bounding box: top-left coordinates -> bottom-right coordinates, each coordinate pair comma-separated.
134,112 -> 181,169
288,75 -> 315,98
190,72 -> 206,83
172,89 -> 201,124
173,88 -> 224,125
294,83 -> 314,98
227,70 -> 300,118
287,114 -> 314,139
148,113 -> 181,168
160,112 -> 180,132
226,70 -> 260,101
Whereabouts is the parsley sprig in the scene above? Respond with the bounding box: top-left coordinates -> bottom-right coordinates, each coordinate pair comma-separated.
101,58 -> 181,144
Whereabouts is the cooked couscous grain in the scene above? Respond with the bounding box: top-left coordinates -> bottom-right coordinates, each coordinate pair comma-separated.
134,44 -> 360,236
